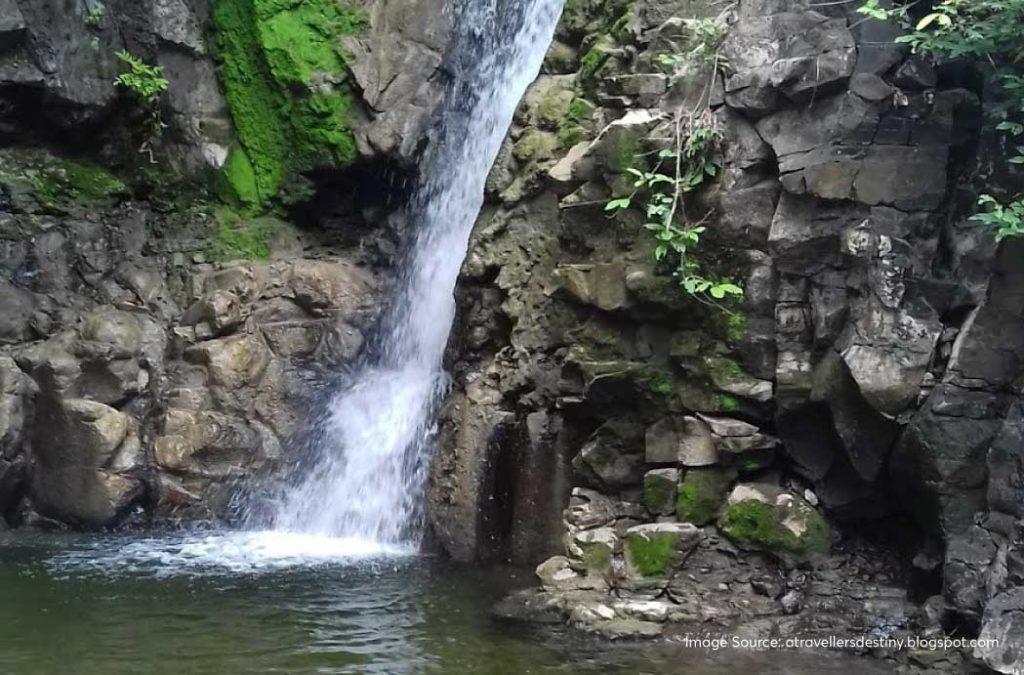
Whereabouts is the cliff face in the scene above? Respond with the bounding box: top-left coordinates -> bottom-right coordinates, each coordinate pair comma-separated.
0,0 -> 458,528
1,0 -> 1023,670
429,0 -> 1024,668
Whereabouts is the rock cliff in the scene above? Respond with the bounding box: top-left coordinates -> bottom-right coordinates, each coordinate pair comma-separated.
0,0 -> 1022,671
428,0 -> 1024,670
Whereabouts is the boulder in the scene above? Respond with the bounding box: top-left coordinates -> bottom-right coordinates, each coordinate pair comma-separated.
289,260 -> 375,317
644,416 -> 717,466
0,356 -> 32,458
718,483 -> 830,565
30,398 -> 141,527
554,263 -> 630,312
573,420 -> 645,489
624,522 -> 701,578
185,334 -> 271,390
723,9 -> 855,105
642,468 -> 679,515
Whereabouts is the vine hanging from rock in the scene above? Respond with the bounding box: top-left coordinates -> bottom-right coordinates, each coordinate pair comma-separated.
604,12 -> 742,309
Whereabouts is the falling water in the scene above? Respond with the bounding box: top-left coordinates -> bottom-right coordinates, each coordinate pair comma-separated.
271,0 -> 564,546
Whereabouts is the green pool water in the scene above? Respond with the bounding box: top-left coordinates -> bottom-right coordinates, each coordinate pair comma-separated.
0,530 -> 893,674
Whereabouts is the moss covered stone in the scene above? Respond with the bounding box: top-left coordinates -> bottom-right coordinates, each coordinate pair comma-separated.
573,527 -> 617,576
676,467 -> 735,526
624,523 -> 699,578
19,156 -> 127,211
219,147 -> 260,206
642,468 -> 679,515
512,129 -> 559,162
208,208 -> 281,261
212,0 -> 366,207
718,485 -> 831,565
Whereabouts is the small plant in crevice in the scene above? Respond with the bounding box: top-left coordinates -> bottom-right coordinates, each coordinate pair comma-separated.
113,50 -> 170,163
857,0 -> 1024,242
656,16 -> 728,71
602,11 -> 741,310
604,109 -> 742,309
84,2 -> 105,28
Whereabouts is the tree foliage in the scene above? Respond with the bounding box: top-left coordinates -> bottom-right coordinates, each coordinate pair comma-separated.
859,0 -> 1024,240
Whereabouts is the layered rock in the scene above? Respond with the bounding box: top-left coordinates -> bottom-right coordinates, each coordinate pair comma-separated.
432,0 -> 1023,669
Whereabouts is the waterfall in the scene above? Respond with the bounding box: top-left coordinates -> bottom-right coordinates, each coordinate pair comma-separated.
271,0 -> 564,546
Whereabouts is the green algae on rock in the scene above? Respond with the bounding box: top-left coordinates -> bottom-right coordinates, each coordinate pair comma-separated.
624,522 -> 699,577
718,485 -> 830,566
675,466 -> 734,526
211,0 -> 366,207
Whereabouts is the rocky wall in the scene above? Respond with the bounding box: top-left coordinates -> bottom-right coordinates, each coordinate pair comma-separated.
431,0 -> 1023,670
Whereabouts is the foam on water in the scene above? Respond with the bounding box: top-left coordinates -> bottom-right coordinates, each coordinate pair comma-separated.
46,531 -> 415,578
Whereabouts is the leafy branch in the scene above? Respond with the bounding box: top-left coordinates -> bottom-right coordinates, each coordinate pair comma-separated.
605,110 -> 742,306
113,50 -> 170,163
858,0 -> 1024,241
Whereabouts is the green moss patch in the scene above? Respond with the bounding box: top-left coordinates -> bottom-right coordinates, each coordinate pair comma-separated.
211,0 -> 366,208
21,157 -> 127,211
208,208 -> 280,261
625,530 -> 677,577
718,496 -> 830,564
676,467 -> 734,526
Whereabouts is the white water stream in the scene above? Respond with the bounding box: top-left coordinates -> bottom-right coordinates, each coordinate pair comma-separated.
261,0 -> 564,554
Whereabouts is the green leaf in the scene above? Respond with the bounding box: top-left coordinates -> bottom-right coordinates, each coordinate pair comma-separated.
605,198 -> 631,211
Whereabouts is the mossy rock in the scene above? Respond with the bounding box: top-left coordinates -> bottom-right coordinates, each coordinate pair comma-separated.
8,154 -> 128,212
573,527 -> 617,576
211,0 -> 366,208
718,486 -> 831,565
535,87 -> 576,130
676,467 -> 735,526
579,33 -> 618,85
207,208 -> 282,261
512,129 -> 559,162
642,468 -> 679,515
624,523 -> 699,578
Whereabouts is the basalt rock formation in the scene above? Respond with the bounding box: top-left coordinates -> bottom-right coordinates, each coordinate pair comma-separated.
0,0 -> 1022,672
429,0 -> 1024,671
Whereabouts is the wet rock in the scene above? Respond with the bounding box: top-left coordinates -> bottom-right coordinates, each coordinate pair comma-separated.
977,588 -> 1024,675
573,420 -> 645,490
0,0 -> 26,49
30,398 -> 141,527
185,334 -> 271,391
0,281 -> 37,345
537,555 -> 589,591
0,356 -> 32,459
